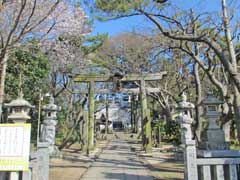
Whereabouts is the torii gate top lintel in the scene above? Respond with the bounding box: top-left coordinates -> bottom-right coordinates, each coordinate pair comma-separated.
73,72 -> 167,83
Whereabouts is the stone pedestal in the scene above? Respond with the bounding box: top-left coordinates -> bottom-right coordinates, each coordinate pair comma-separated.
199,113 -> 230,150
37,142 -> 49,180
184,141 -> 198,180
200,128 -> 229,150
0,173 -> 9,180
40,119 -> 59,154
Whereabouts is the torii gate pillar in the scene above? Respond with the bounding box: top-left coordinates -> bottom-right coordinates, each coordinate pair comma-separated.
140,79 -> 152,153
88,80 -> 95,149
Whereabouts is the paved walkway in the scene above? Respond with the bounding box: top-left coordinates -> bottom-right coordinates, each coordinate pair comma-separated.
81,139 -> 154,180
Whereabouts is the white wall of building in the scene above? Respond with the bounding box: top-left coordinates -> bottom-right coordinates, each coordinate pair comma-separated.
95,103 -> 131,130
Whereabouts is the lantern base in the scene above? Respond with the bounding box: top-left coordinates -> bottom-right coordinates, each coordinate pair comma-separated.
49,145 -> 62,157
199,128 -> 230,150
199,141 -> 230,150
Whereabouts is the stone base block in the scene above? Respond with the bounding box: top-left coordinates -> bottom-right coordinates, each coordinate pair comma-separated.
49,145 -> 62,157
199,141 -> 230,150
201,129 -> 225,143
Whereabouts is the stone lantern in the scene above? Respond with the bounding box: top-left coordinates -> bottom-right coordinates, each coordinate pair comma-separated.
200,92 -> 229,150
40,95 -> 61,154
176,93 -> 198,180
42,96 -> 60,120
5,94 -> 34,123
128,95 -> 131,103
176,93 -> 195,144
4,94 -> 34,180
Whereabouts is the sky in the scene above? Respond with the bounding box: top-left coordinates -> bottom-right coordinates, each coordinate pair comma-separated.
89,0 -> 223,37
93,16 -> 145,36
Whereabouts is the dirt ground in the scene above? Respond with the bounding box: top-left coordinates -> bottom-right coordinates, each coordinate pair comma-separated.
126,135 -> 184,180
142,151 -> 184,180
49,141 -> 106,180
50,158 -> 89,180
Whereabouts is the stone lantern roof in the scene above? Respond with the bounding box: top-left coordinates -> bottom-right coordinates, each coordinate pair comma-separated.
5,95 -> 33,108
42,96 -> 60,111
178,93 -> 195,110
5,93 -> 34,122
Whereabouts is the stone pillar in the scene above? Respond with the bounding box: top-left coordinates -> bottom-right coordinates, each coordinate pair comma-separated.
9,172 -> 19,180
88,80 -> 95,149
133,95 -> 139,133
40,96 -> 61,155
145,109 -> 152,153
105,96 -> 109,135
36,142 -> 49,180
0,173 -> 9,180
140,79 -> 152,153
130,96 -> 134,131
176,94 -> 198,180
82,106 -> 89,152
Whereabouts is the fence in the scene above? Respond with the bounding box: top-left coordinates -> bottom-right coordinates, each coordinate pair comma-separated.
197,157 -> 240,180
177,94 -> 240,180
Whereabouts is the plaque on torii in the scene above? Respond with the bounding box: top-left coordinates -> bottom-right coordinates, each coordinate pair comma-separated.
72,72 -> 167,153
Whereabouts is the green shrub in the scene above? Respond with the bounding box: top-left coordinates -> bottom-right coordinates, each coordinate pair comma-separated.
164,120 -> 181,145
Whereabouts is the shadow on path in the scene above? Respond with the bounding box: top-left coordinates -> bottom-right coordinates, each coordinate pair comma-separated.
81,139 -> 154,180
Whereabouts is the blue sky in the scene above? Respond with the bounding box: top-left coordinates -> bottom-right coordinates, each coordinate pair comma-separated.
90,0 -> 222,36
93,16 -> 144,36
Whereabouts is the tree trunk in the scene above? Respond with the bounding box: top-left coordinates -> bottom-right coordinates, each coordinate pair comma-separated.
221,0 -> 237,68
193,62 -> 203,141
164,106 -> 172,123
221,0 -> 240,141
58,120 -> 80,150
0,52 -> 9,121
158,124 -> 162,147
233,87 -> 240,141
58,112 -> 83,150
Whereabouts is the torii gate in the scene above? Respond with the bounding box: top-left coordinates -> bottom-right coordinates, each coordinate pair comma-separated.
73,72 -> 167,153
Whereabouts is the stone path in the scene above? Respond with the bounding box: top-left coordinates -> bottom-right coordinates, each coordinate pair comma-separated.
81,139 -> 154,180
